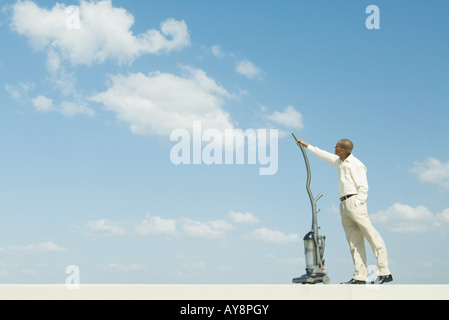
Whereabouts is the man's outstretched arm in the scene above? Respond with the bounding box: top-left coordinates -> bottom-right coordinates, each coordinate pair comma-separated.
297,140 -> 339,167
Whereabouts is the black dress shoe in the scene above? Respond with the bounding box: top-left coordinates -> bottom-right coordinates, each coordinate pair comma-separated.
341,278 -> 366,285
371,274 -> 393,284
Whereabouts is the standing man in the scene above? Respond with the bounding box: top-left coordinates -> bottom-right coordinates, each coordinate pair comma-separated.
297,139 -> 393,284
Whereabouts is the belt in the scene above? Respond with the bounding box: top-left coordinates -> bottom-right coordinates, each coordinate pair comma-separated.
340,194 -> 356,201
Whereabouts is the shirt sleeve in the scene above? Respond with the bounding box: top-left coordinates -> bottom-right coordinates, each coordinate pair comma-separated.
307,145 -> 340,168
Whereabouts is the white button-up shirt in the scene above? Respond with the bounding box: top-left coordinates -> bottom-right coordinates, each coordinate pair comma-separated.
307,145 -> 369,205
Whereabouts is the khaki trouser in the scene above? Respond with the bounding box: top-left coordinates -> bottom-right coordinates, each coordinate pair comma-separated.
340,196 -> 391,281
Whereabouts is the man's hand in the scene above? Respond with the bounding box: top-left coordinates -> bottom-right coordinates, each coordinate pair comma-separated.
297,140 -> 309,148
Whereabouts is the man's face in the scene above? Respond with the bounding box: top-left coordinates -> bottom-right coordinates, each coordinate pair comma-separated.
334,141 -> 345,160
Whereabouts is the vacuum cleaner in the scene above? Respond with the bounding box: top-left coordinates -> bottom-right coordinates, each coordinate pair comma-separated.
292,133 -> 330,285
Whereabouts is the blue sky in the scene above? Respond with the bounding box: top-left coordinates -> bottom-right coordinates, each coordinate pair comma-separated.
1,0 -> 449,285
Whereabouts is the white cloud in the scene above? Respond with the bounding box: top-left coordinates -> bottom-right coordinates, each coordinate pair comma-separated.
5,82 -> 35,101
85,213 -> 301,243
87,214 -> 234,240
179,218 -> 234,239
90,66 -> 235,137
371,203 -> 449,233
30,95 -> 95,117
248,228 -> 300,245
438,209 -> 449,225
135,215 -> 177,236
11,0 -> 190,66
31,95 -> 53,112
86,219 -> 125,236
210,46 -> 263,81
235,59 -> 261,79
210,45 -> 225,58
60,100 -> 95,117
9,0 -> 190,125
46,49 -> 78,95
264,106 -> 304,130
31,95 -> 95,117
10,242 -> 66,254
411,157 -> 449,189
228,211 -> 261,224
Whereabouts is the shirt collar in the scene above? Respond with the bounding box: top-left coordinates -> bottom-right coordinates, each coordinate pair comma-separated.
340,154 -> 354,164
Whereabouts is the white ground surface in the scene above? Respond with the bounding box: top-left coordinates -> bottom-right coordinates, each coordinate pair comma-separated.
0,285 -> 448,300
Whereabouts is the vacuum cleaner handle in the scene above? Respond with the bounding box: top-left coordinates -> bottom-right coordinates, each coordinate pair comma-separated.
292,132 -> 314,203
292,132 -> 323,229
292,133 -> 307,150
292,133 -> 300,143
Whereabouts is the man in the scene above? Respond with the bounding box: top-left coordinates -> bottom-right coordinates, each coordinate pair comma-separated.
297,139 -> 393,284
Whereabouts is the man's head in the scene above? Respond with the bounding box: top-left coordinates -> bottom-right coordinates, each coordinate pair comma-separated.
335,139 -> 353,161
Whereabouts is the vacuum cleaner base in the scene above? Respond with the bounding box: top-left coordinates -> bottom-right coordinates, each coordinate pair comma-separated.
292,273 -> 330,285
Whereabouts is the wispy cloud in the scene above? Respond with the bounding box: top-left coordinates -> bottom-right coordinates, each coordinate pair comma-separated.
179,218 -> 234,239
209,45 -> 262,80
11,0 -> 190,66
9,0 -> 189,119
31,95 -> 95,117
247,228 -> 300,245
90,66 -> 236,137
86,214 -> 235,240
7,242 -> 66,254
5,82 -> 34,101
31,95 -> 53,112
371,203 -> 449,233
411,157 -> 449,189
263,105 -> 304,130
228,211 -> 261,224
235,59 -> 262,80
84,212 -> 299,245
135,215 -> 177,237
86,219 -> 126,236
210,45 -> 226,58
